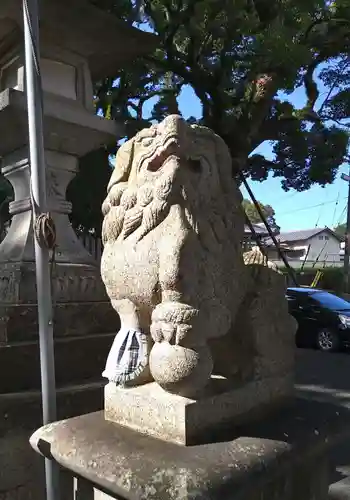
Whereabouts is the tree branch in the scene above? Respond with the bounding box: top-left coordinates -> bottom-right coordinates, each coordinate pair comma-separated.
145,54 -> 212,110
318,59 -> 350,114
320,116 -> 350,128
303,53 -> 325,111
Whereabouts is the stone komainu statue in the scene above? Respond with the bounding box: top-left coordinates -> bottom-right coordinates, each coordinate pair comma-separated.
101,115 -> 295,398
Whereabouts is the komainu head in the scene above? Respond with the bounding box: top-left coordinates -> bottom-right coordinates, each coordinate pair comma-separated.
101,115 -> 244,247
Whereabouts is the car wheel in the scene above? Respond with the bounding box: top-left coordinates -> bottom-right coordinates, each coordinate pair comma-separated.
316,329 -> 340,352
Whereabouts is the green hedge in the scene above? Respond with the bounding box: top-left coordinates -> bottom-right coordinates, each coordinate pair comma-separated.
281,266 -> 344,293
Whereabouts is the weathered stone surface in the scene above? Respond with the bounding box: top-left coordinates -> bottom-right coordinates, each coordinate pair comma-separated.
101,115 -> 248,394
0,0 -> 157,82
104,374 -> 293,445
0,333 -> 115,393
0,90 -> 120,158
0,301 -> 118,343
30,399 -> 350,500
0,261 -> 109,304
100,115 -> 295,440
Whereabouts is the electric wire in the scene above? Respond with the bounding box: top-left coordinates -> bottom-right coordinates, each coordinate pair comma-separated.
330,190 -> 340,228
278,197 -> 347,217
315,195 -> 328,227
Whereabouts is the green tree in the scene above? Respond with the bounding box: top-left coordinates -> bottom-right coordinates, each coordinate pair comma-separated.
94,0 -> 349,194
334,222 -> 347,237
67,148 -> 113,236
3,1 -> 350,236
242,199 -> 280,233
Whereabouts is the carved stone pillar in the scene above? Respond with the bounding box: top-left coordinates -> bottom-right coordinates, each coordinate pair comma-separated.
0,150 -> 93,265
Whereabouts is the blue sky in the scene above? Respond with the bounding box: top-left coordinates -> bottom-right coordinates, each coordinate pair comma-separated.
142,81 -> 348,233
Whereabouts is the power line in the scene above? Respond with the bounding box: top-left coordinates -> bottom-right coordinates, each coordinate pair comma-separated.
335,203 -> 347,227
330,190 -> 340,227
272,190 -> 299,205
315,192 -> 329,227
278,197 -> 347,216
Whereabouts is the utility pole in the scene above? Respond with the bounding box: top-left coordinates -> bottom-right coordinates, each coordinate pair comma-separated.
23,1 -> 59,499
240,173 -> 299,287
341,169 -> 350,294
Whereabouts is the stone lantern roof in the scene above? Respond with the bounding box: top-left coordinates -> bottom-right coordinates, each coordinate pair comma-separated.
0,0 -> 157,80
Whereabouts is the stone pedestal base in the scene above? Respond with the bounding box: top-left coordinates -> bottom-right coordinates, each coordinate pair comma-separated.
105,373 -> 294,445
30,400 -> 350,500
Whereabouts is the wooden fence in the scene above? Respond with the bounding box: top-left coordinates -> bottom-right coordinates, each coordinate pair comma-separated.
76,231 -> 103,262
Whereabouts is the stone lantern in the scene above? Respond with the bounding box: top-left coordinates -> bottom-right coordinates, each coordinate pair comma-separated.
0,0 -> 157,393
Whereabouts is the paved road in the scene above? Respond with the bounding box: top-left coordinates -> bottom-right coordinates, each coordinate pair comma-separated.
295,348 -> 350,497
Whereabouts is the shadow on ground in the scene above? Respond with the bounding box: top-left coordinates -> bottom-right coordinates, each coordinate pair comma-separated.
295,348 -> 350,496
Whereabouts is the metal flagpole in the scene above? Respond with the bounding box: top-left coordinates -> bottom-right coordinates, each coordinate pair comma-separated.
23,1 -> 60,499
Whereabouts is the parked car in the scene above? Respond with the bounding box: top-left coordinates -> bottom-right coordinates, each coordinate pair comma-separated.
286,287 -> 350,352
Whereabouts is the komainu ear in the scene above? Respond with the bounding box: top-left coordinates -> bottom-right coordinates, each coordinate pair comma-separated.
107,137 -> 135,194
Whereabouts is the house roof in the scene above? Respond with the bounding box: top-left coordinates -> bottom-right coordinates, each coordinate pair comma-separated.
264,227 -> 342,246
244,223 -> 269,236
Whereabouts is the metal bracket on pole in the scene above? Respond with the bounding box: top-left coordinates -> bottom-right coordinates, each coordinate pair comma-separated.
23,0 -> 59,499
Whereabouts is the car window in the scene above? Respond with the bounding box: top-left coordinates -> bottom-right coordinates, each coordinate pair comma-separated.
286,293 -> 316,310
286,293 -> 307,309
286,295 -> 297,305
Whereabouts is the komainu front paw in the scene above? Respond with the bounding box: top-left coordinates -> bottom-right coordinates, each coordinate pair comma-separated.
151,302 -> 199,346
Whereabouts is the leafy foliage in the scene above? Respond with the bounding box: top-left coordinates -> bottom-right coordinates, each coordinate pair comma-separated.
93,0 -> 350,190
67,148 -> 113,236
334,221 -> 347,236
242,198 -> 280,233
5,0 -> 350,237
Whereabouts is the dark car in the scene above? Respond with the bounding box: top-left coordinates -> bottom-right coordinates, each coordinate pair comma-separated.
286,287 -> 350,352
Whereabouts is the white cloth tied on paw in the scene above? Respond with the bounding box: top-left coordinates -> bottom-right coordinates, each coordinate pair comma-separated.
102,326 -> 148,385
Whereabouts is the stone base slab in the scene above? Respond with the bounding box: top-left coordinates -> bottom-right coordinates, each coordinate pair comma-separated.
104,373 -> 294,445
30,399 -> 350,500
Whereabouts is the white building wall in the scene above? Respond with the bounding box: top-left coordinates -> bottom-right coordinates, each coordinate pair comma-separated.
266,230 -> 341,267
304,232 -> 341,263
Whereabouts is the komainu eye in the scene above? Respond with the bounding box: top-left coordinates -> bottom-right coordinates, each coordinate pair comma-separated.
188,158 -> 201,172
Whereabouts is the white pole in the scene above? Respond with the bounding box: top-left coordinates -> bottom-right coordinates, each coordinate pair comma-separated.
23,1 -> 59,498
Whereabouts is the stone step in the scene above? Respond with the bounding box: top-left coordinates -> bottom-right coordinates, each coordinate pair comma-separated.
329,477 -> 350,499
0,332 -> 116,393
0,380 -> 106,433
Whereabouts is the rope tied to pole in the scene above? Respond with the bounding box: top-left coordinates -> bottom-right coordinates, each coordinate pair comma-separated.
30,181 -> 57,284
34,213 -> 56,250
33,210 -> 57,287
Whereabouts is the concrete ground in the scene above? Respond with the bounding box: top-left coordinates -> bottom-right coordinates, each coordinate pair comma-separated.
295,348 -> 350,498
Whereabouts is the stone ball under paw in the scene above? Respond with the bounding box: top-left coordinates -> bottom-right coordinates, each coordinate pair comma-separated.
149,341 -> 213,398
